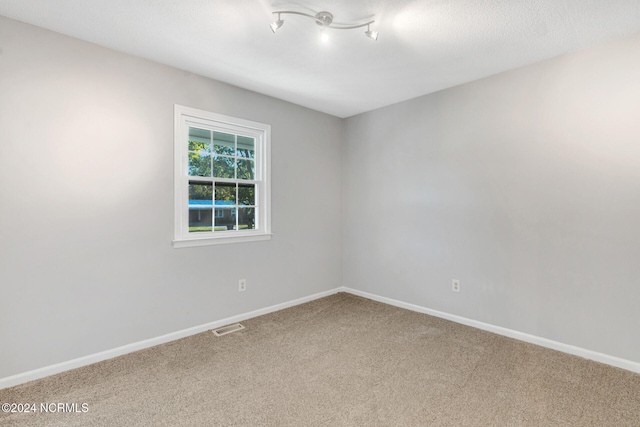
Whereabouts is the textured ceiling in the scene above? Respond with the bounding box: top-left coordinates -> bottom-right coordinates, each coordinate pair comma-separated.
1,0 -> 640,118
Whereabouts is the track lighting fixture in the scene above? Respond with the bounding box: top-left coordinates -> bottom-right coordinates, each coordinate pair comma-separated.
270,10 -> 378,41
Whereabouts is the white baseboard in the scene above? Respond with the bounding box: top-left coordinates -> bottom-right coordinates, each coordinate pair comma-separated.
2,286 -> 638,389
0,288 -> 341,390
342,287 -> 640,374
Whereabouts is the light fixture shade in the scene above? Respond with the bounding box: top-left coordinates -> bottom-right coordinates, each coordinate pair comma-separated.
365,29 -> 378,40
270,19 -> 284,33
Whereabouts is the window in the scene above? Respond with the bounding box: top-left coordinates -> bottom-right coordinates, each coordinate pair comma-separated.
173,105 -> 271,247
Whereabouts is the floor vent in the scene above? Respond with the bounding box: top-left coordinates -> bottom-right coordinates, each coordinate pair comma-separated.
212,323 -> 245,337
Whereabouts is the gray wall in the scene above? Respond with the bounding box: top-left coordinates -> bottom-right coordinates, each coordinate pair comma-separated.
343,32 -> 640,363
0,16 -> 343,378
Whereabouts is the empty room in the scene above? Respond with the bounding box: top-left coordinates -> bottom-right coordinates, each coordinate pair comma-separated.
1,1 -> 639,425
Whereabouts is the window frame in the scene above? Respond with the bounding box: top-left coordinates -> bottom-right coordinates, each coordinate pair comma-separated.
173,105 -> 271,248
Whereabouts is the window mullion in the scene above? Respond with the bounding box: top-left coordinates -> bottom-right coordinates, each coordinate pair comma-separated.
188,176 -> 214,182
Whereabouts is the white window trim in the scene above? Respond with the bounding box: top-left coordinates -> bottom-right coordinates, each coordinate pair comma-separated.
173,105 -> 272,248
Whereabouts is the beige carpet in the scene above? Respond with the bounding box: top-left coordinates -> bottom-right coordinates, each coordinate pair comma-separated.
1,293 -> 639,426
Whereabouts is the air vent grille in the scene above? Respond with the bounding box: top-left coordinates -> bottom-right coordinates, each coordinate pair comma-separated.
212,323 -> 245,337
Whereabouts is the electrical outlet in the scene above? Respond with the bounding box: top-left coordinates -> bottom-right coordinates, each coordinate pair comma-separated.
238,279 -> 246,292
452,279 -> 461,293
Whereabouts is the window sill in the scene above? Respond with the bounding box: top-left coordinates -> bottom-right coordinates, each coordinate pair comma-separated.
172,232 -> 272,248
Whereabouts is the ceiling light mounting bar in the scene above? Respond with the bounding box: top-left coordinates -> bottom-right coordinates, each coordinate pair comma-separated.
270,10 -> 378,40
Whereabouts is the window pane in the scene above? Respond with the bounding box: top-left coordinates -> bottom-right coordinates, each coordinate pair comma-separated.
188,127 -> 212,152
213,132 -> 235,156
237,136 -> 255,159
215,207 -> 235,231
188,152 -> 211,177
212,155 -> 235,178
188,183 -> 212,232
188,127 -> 212,177
189,182 -> 213,200
238,207 -> 255,230
237,159 -> 255,180
215,182 -> 236,205
238,184 -> 255,206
